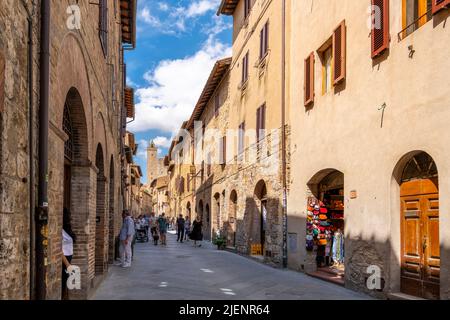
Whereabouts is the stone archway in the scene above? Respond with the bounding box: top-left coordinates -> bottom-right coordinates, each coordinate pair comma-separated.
205,204 -> 211,241
108,156 -> 115,264
252,180 -> 268,255
214,193 -> 221,237
227,190 -> 238,247
60,87 -> 90,300
393,151 -> 440,300
95,144 -> 107,276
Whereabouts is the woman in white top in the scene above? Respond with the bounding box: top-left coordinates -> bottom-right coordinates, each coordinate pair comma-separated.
62,208 -> 76,299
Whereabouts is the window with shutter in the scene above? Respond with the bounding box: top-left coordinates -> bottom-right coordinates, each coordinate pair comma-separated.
238,122 -> 245,155
256,104 -> 266,141
244,0 -> 252,19
99,0 -> 108,57
0,51 -> 4,113
214,93 -> 220,117
304,52 -> 315,106
432,0 -> 450,13
332,20 -> 346,85
242,52 -> 249,85
260,21 -> 269,60
220,136 -> 227,165
372,0 -> 390,58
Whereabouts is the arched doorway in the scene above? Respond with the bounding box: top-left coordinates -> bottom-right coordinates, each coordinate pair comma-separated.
186,202 -> 191,220
254,180 -> 268,256
61,88 -> 89,299
398,152 -> 439,299
306,169 -> 345,282
108,156 -> 115,264
205,203 -> 211,241
214,193 -> 221,237
228,190 -> 238,247
95,144 -> 107,276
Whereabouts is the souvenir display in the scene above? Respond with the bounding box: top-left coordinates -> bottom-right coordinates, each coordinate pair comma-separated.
306,188 -> 345,268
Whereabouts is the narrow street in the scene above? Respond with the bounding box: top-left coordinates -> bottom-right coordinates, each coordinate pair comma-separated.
91,233 -> 371,300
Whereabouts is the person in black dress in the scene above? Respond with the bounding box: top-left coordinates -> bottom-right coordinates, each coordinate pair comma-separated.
189,215 -> 203,247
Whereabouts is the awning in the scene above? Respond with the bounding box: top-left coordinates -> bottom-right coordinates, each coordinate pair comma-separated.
217,0 -> 239,16
120,0 -> 137,48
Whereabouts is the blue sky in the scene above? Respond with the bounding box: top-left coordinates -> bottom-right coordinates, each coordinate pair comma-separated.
125,0 -> 232,184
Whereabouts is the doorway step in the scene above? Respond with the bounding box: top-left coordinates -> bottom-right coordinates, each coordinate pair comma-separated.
387,292 -> 426,300
307,267 -> 345,287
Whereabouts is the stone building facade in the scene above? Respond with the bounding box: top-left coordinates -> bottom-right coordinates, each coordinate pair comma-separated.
287,0 -> 450,300
167,0 -> 291,267
0,0 -> 137,300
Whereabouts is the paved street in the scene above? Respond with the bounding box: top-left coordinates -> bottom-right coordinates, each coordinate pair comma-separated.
91,233 -> 371,300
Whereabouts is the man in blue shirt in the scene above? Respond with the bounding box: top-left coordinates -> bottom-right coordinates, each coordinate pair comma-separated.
119,210 -> 135,267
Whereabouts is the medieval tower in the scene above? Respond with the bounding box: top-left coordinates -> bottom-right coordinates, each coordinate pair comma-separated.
146,140 -> 167,184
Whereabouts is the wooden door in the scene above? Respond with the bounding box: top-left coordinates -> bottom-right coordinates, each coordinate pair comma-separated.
400,178 -> 440,299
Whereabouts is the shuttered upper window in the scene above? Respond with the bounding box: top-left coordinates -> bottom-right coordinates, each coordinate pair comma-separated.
304,52 -> 315,106
244,0 -> 252,19
372,0 -> 390,58
256,104 -> 266,141
238,122 -> 245,155
220,136 -> 227,165
260,21 -> 269,60
0,51 -> 4,113
242,51 -> 249,85
99,0 -> 108,57
432,0 -> 450,13
332,20 -> 346,85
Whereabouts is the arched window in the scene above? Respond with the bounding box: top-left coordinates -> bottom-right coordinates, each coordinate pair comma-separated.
63,102 -> 74,162
401,152 -> 437,182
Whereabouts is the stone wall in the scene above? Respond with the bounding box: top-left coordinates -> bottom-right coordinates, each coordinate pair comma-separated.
0,0 -> 127,299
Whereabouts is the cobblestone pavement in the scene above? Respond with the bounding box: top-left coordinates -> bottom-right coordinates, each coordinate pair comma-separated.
91,232 -> 372,300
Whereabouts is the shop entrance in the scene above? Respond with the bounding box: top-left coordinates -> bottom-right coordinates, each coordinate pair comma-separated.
306,170 -> 345,284
399,152 -> 439,300
252,180 -> 267,256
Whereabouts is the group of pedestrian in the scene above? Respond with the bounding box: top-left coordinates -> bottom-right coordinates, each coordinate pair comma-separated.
175,214 -> 203,247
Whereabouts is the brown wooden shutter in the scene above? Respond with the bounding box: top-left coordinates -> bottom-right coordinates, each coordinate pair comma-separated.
99,0 -> 108,57
220,136 -> 227,165
0,52 -> 4,113
432,0 -> 450,14
372,0 -> 390,58
304,52 -> 314,106
333,20 -> 346,85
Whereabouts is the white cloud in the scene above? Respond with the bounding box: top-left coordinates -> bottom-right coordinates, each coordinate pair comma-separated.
129,36 -> 232,134
126,77 -> 138,88
153,136 -> 172,149
186,0 -> 221,18
139,7 -> 161,27
136,139 -> 149,160
158,2 -> 169,11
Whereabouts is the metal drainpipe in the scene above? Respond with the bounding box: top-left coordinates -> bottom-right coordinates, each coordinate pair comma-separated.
36,0 -> 50,300
281,0 -> 288,269
21,0 -> 36,300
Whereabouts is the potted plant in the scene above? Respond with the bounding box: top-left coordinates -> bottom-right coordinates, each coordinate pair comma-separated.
213,235 -> 226,250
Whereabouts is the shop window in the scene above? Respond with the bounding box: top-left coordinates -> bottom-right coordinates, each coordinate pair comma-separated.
260,21 -> 269,60
402,0 -> 433,38
99,0 -> 108,57
0,51 -> 4,113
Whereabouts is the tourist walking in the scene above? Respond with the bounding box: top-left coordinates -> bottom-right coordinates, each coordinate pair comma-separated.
118,210 -> 135,268
184,216 -> 191,242
149,212 -> 159,245
189,215 -> 203,247
158,213 -> 168,245
176,214 -> 185,243
62,208 -> 76,300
